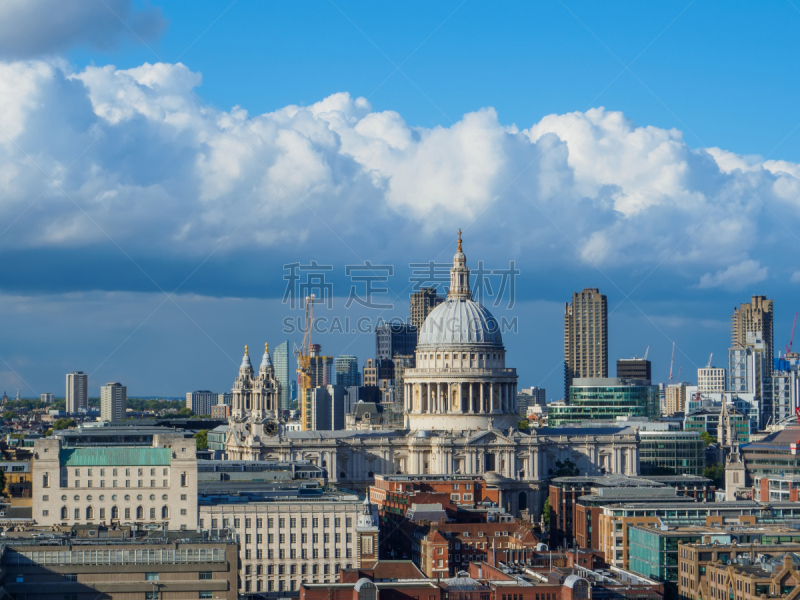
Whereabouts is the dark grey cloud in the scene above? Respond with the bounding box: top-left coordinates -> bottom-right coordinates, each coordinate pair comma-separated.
0,0 -> 165,58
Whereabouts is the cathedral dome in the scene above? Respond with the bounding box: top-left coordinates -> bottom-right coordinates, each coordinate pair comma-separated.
418,298 -> 502,348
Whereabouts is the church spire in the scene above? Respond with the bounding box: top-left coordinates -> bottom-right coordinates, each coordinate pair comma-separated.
448,229 -> 472,300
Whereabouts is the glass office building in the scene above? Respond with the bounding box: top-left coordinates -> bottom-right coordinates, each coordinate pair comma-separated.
273,340 -> 291,411
638,431 -> 706,476
548,377 -> 659,426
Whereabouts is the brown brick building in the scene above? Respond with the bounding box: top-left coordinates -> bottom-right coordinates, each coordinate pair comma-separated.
549,475 -> 715,548
678,538 -> 800,600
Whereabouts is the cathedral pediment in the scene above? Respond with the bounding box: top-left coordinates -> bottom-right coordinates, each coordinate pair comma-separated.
466,430 -> 513,445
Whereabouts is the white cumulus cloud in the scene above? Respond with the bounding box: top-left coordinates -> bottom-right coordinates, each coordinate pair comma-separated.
696,260 -> 768,291
0,58 -> 798,292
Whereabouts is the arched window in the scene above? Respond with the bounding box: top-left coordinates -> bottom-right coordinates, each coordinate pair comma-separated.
180,473 -> 187,487
111,506 -> 119,519
42,473 -> 50,488
61,506 -> 68,520
357,580 -> 377,600
518,491 -> 528,511
162,506 -> 169,519
136,506 -> 143,520
86,506 -> 93,519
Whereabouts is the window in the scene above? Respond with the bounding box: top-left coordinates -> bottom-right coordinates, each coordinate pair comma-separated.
145,593 -> 158,600
136,506 -> 144,519
42,473 -> 50,488
150,507 -> 156,519
199,593 -> 212,599
99,508 -> 105,520
111,506 -> 119,519
145,573 -> 159,581
74,508 -> 80,520
42,509 -> 49,516
181,473 -> 187,487
125,508 -> 131,519
162,506 -> 169,519
199,572 -> 212,580
65,574 -> 78,582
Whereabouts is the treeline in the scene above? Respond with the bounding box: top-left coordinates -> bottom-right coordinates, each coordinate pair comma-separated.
0,398 -> 184,412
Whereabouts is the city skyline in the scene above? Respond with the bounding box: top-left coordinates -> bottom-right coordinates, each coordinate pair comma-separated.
3,3 -> 800,397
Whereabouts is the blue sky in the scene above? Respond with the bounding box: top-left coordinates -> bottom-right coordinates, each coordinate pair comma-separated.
1,0 -> 800,398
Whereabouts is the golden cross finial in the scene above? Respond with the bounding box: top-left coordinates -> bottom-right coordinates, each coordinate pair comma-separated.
457,228 -> 462,252
265,342 -> 269,353
244,345 -> 249,356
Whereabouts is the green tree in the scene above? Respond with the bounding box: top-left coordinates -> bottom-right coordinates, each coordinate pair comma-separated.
542,496 -> 551,530
194,429 -> 209,451
703,463 -> 725,487
518,419 -> 530,431
177,407 -> 194,417
700,431 -> 717,447
2,411 -> 16,421
0,469 -> 7,496
553,458 -> 580,477
52,418 -> 76,430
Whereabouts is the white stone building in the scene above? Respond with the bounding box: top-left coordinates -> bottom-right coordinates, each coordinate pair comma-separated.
198,490 -> 378,593
100,382 -> 127,422
32,434 -> 197,529
224,233 -> 640,518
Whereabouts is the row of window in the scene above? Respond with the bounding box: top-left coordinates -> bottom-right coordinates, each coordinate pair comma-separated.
206,516 -> 352,529
49,493 -> 188,502
422,353 -> 502,360
244,562 -> 341,576
240,548 -> 352,559
241,532 -> 351,544
41,473 -> 188,488
71,468 -> 168,477
48,505 -> 187,520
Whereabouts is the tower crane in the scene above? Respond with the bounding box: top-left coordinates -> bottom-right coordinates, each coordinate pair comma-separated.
643,346 -> 649,361
786,312 -> 798,356
294,294 -> 315,431
706,353 -> 713,369
669,342 -> 675,385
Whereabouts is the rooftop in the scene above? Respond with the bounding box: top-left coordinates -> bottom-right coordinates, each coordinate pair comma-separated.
59,447 -> 172,467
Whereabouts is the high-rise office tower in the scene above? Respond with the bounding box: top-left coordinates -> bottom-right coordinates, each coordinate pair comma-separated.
100,382 -> 127,422
335,355 -> 361,387
308,344 -> 334,387
65,371 -> 88,414
186,390 -> 216,416
732,295 -> 774,366
410,287 -> 444,337
616,358 -> 652,382
40,393 -> 55,404
363,359 -> 378,387
698,367 -> 726,393
273,340 -> 291,411
563,288 -> 608,399
375,323 -> 417,360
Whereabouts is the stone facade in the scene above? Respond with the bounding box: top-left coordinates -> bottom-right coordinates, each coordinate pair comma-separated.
198,491 -> 368,593
32,434 -> 198,529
